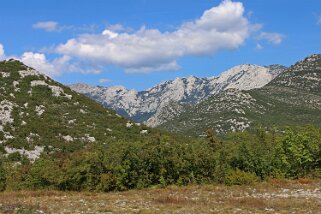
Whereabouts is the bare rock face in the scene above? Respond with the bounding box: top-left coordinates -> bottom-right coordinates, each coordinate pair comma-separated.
70,64 -> 286,126
159,55 -> 321,136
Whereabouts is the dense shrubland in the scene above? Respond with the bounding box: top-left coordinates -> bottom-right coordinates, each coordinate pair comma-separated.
0,126 -> 321,192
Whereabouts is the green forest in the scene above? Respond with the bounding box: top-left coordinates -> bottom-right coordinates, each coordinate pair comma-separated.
1,126 -> 321,192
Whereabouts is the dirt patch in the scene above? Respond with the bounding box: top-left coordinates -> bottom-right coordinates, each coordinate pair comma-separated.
0,180 -> 320,213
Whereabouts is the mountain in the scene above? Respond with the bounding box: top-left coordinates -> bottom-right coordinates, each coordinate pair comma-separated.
0,60 -> 159,162
70,64 -> 286,126
159,54 -> 321,136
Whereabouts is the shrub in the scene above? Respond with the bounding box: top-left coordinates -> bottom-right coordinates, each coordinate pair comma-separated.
99,173 -> 117,191
225,169 -> 259,186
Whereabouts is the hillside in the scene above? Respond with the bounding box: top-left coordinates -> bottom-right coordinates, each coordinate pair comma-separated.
70,64 -> 285,126
160,54 -> 321,136
0,59 -> 159,161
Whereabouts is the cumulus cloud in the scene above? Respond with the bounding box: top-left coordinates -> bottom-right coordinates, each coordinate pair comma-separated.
258,32 -> 284,45
33,21 -> 60,32
20,52 -> 70,76
55,0 -> 252,73
20,52 -> 102,76
0,43 -> 101,77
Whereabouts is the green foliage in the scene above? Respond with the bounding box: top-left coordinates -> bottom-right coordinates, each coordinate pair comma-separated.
225,169 -> 259,185
1,126 -> 321,192
275,129 -> 321,178
4,164 -> 31,191
7,152 -> 22,162
61,150 -> 104,191
26,158 -> 64,190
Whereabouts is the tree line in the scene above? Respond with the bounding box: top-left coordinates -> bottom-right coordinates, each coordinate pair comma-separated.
0,126 -> 321,192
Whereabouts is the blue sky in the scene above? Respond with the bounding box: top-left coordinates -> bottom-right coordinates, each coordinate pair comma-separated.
0,0 -> 320,90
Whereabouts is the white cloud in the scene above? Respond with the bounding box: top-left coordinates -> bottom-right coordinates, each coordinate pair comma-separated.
56,0 -> 252,73
99,78 -> 112,84
101,30 -> 119,39
0,43 -> 5,60
258,32 -> 284,45
20,52 -> 101,76
33,21 -> 60,32
20,52 -> 68,76
0,43 -> 99,77
107,24 -> 129,32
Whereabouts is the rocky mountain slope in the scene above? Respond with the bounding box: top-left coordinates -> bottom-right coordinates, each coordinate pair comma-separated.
70,64 -> 286,126
160,54 -> 321,136
0,60 -> 158,162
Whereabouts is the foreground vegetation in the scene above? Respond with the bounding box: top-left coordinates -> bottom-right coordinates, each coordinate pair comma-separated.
1,126 -> 321,192
0,179 -> 320,213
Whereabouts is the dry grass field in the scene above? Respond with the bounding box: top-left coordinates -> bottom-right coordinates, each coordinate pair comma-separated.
0,179 -> 320,213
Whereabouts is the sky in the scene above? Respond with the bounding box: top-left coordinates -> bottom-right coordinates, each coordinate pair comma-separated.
0,0 -> 321,90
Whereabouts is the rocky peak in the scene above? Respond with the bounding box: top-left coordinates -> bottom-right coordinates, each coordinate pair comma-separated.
291,54 -> 321,71
270,54 -> 321,92
70,63 -> 286,125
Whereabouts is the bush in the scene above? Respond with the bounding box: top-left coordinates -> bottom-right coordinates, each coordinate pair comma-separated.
1,126 -> 321,192
99,173 -> 117,191
225,169 -> 259,186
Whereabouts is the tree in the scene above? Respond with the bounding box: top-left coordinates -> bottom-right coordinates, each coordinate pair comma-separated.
277,130 -> 319,178
206,129 -> 220,151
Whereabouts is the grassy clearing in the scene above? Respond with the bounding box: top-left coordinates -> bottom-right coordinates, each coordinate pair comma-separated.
0,179 -> 320,213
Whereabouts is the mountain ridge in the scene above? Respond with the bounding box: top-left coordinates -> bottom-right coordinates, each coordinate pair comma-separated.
70,64 -> 286,126
0,59 -> 161,161
159,54 -> 321,135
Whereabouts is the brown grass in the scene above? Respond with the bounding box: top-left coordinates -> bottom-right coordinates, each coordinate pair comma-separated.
227,197 -> 267,210
0,179 -> 320,213
296,178 -> 314,185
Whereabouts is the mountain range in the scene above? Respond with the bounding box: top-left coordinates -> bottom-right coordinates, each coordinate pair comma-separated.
160,54 -> 321,135
70,64 -> 286,127
71,54 -> 321,136
1,54 -> 321,162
